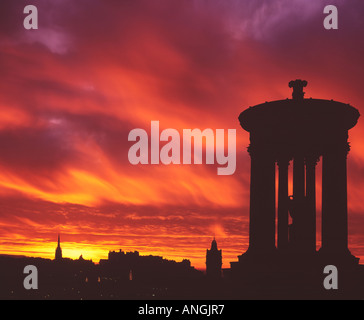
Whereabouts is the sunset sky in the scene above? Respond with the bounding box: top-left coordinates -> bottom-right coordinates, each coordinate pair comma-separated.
1,0 -> 364,269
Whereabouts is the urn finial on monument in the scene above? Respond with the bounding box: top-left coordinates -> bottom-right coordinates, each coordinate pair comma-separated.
289,79 -> 308,100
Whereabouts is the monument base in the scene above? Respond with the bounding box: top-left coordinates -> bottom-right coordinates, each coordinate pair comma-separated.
227,249 -> 363,299
317,248 -> 360,267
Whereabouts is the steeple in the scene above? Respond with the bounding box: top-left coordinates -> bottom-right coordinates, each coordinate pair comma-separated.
206,237 -> 222,279
211,237 -> 218,251
55,234 -> 63,260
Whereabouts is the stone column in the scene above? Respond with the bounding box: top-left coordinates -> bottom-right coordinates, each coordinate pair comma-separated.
305,155 -> 319,253
247,144 -> 276,255
277,158 -> 289,252
293,156 -> 305,205
321,141 -> 350,254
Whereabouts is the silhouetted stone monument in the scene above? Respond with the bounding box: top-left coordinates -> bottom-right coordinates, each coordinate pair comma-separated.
230,80 -> 361,297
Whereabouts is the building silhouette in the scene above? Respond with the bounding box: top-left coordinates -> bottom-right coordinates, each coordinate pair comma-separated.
98,249 -> 203,298
100,249 -> 197,282
55,234 -> 62,260
229,79 -> 364,298
206,238 -> 222,279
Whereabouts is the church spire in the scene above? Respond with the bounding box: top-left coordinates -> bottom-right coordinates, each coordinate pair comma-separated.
206,237 -> 222,279
211,237 -> 218,251
55,233 -> 63,260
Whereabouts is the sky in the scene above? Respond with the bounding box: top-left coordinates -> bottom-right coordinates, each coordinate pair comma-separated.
0,0 -> 364,270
